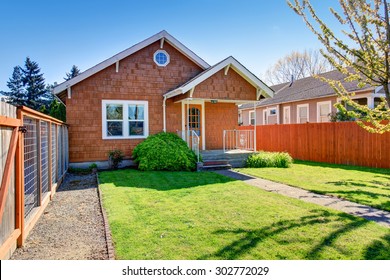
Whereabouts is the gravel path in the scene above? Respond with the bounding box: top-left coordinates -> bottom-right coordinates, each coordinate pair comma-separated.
11,173 -> 109,260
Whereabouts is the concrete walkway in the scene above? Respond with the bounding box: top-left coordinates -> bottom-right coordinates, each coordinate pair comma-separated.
214,170 -> 390,228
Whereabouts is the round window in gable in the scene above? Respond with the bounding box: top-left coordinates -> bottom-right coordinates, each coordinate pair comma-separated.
154,50 -> 170,67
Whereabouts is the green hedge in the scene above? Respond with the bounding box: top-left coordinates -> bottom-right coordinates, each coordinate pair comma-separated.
246,151 -> 293,168
133,132 -> 197,171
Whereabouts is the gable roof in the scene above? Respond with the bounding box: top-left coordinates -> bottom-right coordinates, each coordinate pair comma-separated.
164,56 -> 274,99
240,69 -> 373,109
53,30 -> 210,95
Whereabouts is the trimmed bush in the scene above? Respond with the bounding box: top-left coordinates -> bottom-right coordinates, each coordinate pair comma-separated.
246,151 -> 293,168
133,132 -> 197,171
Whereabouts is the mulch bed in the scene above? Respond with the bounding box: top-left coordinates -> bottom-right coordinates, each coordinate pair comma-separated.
11,173 -> 110,260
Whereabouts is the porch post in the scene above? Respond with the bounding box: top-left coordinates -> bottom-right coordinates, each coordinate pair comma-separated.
254,102 -> 257,151
186,99 -> 189,145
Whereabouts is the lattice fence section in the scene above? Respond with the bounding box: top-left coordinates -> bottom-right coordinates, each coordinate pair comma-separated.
23,116 -> 39,219
57,126 -> 63,178
40,121 -> 49,195
51,123 -> 57,184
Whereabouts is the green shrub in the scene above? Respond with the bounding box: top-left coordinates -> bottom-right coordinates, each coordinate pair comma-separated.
108,149 -> 124,169
88,163 -> 98,170
133,132 -> 197,171
246,151 -> 293,168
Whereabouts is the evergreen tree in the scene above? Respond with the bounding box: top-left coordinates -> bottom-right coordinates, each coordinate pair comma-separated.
49,99 -> 66,122
64,65 -> 81,81
2,66 -> 27,106
21,57 -> 48,110
288,0 -> 390,133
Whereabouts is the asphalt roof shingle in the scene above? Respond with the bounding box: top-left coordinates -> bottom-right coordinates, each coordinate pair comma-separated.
241,69 -> 371,109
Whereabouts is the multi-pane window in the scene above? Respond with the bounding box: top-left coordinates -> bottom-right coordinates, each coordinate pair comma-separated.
297,104 -> 309,123
317,101 -> 331,122
128,105 -> 145,136
249,110 -> 255,125
102,100 -> 148,139
283,107 -> 290,124
153,50 -> 170,66
188,107 -> 201,136
106,104 -> 123,136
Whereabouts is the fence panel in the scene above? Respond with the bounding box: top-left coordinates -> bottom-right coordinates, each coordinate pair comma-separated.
23,116 -> 39,219
240,122 -> 390,169
51,124 -> 57,184
0,102 -> 17,254
40,121 -> 49,195
0,103 -> 68,259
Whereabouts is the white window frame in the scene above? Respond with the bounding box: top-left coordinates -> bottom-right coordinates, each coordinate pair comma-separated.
268,107 -> 277,116
283,106 -> 291,124
317,101 -> 332,123
249,110 -> 255,125
263,109 -> 268,125
153,50 -> 170,67
102,100 -> 149,140
297,104 -> 309,124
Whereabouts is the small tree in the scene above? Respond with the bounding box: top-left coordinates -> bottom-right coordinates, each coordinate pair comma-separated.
288,0 -> 390,133
64,65 -> 81,81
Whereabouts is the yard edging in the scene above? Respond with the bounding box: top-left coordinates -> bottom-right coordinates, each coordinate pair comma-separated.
96,173 -> 116,260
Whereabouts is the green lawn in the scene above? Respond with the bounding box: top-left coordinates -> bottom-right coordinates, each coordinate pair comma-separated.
99,169 -> 390,260
237,161 -> 390,212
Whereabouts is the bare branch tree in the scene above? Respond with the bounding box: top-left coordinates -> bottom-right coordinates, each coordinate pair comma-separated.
288,0 -> 390,133
264,49 -> 333,85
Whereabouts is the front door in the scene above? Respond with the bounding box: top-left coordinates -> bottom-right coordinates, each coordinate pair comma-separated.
187,104 -> 202,149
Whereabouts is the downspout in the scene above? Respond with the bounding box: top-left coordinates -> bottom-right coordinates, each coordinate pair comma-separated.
163,96 -> 167,132
254,101 -> 257,152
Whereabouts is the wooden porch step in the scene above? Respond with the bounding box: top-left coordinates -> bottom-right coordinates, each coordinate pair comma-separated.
202,160 -> 232,171
203,160 -> 229,166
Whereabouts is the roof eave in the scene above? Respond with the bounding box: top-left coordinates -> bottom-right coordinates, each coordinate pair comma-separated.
53,30 -> 210,95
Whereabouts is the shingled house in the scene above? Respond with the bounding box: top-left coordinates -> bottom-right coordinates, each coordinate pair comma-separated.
53,30 -> 273,166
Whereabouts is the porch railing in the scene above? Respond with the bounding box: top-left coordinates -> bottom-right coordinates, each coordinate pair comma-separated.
223,130 -> 254,152
177,130 -> 200,162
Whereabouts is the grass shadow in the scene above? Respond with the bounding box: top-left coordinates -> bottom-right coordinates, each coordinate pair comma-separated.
98,169 -> 237,191
200,209 -> 372,260
364,234 -> 390,260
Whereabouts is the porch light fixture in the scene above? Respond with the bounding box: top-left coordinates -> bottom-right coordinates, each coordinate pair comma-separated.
211,99 -> 218,104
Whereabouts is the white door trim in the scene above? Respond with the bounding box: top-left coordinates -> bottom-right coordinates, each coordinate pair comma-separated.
181,99 -> 206,150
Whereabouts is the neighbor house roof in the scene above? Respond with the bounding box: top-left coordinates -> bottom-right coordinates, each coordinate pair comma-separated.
53,30 -> 210,95
240,69 -> 372,109
164,56 -> 274,100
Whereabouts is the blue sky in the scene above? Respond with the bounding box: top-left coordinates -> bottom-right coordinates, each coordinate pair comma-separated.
0,0 -> 339,91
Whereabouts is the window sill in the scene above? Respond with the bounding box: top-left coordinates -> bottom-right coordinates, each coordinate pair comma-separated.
102,136 -> 148,140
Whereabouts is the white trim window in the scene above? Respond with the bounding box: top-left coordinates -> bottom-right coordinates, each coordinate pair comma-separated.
317,101 -> 332,122
283,106 -> 291,124
297,104 -> 309,124
263,109 -> 268,125
249,110 -> 255,125
153,50 -> 170,67
102,100 -> 149,139
268,107 -> 277,116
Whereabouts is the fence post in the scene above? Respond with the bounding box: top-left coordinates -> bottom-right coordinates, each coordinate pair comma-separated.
16,110 -> 24,247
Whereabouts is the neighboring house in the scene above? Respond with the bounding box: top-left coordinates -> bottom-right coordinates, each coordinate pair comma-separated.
53,30 -> 273,165
239,69 -> 386,126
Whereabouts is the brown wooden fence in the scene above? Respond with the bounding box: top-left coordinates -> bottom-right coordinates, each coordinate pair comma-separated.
0,102 -> 68,259
240,122 -> 390,169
